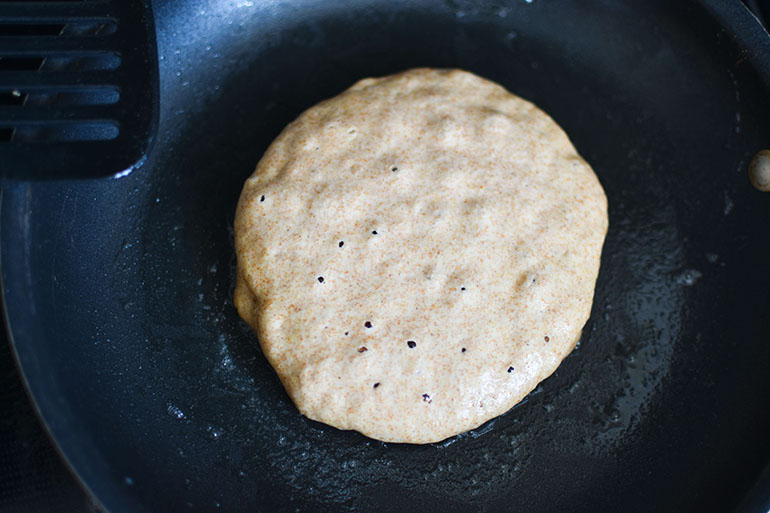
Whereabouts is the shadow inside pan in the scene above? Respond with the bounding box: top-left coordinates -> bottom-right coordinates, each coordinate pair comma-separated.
3,1 -> 770,512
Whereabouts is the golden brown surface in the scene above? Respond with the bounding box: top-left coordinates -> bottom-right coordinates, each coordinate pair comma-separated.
234,68 -> 608,443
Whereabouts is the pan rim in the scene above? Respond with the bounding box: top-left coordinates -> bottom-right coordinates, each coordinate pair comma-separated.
0,183 -> 146,513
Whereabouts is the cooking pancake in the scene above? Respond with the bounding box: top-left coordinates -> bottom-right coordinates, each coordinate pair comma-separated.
233,68 -> 608,444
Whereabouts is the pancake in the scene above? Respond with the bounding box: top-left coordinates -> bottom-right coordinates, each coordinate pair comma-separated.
233,68 -> 608,444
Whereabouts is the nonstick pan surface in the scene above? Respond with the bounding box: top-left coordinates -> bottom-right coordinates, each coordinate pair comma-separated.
3,1 -> 770,512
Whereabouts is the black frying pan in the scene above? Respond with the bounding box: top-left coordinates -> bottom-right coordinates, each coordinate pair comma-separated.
3,1 -> 770,512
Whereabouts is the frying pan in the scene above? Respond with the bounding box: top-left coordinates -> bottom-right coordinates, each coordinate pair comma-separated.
2,0 -> 770,512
